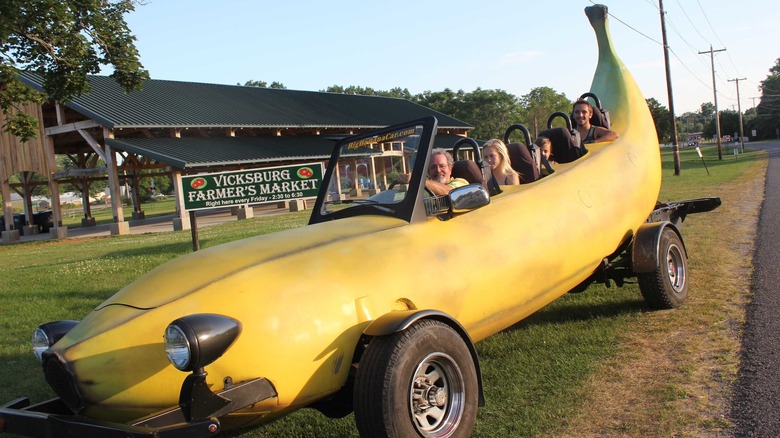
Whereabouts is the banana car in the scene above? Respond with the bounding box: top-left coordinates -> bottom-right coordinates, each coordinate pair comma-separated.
0,5 -> 720,438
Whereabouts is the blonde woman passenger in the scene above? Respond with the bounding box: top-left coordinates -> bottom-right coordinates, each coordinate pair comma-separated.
482,139 -> 520,185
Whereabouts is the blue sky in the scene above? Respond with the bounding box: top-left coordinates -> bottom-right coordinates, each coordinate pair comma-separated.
121,0 -> 779,115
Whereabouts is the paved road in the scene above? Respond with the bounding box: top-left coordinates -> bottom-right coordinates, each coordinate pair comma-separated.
731,140 -> 780,437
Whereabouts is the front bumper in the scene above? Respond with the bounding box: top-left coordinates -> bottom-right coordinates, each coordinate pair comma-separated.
0,378 -> 277,437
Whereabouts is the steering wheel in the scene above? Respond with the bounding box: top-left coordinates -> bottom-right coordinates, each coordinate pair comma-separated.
388,179 -> 435,197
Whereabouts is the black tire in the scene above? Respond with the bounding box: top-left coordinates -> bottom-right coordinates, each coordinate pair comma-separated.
353,319 -> 478,438
638,228 -> 688,309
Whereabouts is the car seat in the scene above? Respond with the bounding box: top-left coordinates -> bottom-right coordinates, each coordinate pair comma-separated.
503,124 -> 540,184
537,112 -> 586,164
450,137 -> 489,188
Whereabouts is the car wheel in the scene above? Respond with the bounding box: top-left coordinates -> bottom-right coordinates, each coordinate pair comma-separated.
353,319 -> 478,438
638,228 -> 688,309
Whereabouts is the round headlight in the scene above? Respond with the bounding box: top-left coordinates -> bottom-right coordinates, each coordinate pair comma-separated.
164,325 -> 192,371
164,314 -> 241,372
32,327 -> 51,362
31,321 -> 79,363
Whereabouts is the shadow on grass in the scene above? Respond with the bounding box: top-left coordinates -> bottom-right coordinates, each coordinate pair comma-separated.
104,240 -> 194,259
503,290 -> 647,333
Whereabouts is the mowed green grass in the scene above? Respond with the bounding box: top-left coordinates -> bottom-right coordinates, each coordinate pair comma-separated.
60,198 -> 178,228
0,144 -> 764,437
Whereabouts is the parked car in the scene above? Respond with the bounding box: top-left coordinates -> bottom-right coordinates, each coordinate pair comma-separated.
0,5 -> 720,437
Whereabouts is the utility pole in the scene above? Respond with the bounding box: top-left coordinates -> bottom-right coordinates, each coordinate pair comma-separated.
729,77 -> 747,153
699,45 -> 727,160
751,96 -> 759,109
659,0 -> 681,175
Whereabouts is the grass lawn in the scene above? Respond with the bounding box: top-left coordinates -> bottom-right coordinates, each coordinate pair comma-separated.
60,198 -> 178,228
0,144 -> 765,437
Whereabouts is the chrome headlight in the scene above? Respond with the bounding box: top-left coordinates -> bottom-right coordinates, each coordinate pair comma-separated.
31,320 -> 79,362
164,314 -> 241,372
164,325 -> 192,370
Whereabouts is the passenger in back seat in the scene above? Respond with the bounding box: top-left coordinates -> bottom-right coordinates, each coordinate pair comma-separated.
534,136 -> 555,177
535,136 -> 554,164
572,99 -> 618,146
482,139 -> 520,186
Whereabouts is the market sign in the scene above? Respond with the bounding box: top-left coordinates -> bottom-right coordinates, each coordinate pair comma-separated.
181,163 -> 324,211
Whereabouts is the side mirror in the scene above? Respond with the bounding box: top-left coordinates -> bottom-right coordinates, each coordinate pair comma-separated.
449,184 -> 490,214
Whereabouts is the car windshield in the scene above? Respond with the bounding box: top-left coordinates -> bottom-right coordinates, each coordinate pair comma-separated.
314,121 -> 430,221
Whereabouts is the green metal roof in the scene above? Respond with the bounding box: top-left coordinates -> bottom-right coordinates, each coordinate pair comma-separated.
105,134 -> 468,169
20,74 -> 473,130
105,136 -> 336,169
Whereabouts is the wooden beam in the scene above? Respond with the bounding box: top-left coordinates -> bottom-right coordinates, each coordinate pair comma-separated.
77,129 -> 107,161
46,119 -> 101,136
53,166 -> 108,179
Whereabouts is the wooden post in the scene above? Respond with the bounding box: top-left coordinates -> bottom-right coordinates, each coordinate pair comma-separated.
189,211 -> 199,251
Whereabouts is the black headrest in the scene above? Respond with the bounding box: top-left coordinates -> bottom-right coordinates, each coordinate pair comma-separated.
506,142 -> 539,184
572,92 -> 611,129
537,127 -> 586,164
572,108 -> 610,129
451,160 -> 484,185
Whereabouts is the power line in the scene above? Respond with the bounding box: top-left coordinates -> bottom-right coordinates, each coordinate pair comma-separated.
675,0 -> 709,45
667,47 -> 712,89
695,0 -> 742,78
696,0 -> 727,48
591,1 -> 663,45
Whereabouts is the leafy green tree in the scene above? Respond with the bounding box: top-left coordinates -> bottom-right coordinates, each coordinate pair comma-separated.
1,0 -> 149,141
700,102 -> 716,120
56,155 -> 107,198
242,80 -> 286,89
137,174 -> 172,202
717,109 -> 741,139
678,111 -> 704,135
752,58 -> 780,140
701,108 -> 742,139
411,88 -> 466,117
519,87 -> 571,137
457,88 -> 523,140
646,98 -> 672,143
322,85 -> 412,99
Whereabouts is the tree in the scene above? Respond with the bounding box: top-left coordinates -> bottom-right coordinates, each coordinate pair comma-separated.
242,80 -> 287,89
56,155 -> 107,198
518,87 -> 571,137
1,0 -> 149,142
700,102 -> 716,120
137,173 -> 172,202
753,58 -> 780,140
457,88 -> 523,140
678,111 -> 704,135
646,98 -> 672,143
322,85 -> 412,99
717,109 -> 741,139
411,88 -> 465,117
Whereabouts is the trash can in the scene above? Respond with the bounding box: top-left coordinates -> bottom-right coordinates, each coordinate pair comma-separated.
32,211 -> 53,233
12,214 -> 27,236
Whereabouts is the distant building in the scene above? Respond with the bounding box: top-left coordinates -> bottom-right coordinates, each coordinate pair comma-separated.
2,74 -> 472,235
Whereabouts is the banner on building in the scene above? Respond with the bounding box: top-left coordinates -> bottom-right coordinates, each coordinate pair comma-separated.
181,163 -> 324,211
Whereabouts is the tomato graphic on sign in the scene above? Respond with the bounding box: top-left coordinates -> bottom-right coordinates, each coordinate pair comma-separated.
297,167 -> 314,178
190,178 -> 207,190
